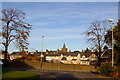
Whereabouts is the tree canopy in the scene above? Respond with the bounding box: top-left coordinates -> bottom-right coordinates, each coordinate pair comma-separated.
104,20 -> 120,65
83,20 -> 111,65
1,8 -> 32,61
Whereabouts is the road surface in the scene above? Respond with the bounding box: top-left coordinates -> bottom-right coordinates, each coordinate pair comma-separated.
28,69 -> 119,80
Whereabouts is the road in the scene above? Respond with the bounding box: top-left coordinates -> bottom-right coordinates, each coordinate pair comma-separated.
28,69 -> 119,80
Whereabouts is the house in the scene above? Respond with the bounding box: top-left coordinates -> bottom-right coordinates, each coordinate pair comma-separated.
80,53 -> 98,65
0,53 -> 4,60
46,53 -> 61,62
10,52 -> 23,60
80,55 -> 90,65
0,51 -> 9,60
45,43 -> 98,65
100,49 -> 111,62
46,52 -> 98,65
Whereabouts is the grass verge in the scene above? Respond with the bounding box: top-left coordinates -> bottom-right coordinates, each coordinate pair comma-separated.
2,69 -> 38,80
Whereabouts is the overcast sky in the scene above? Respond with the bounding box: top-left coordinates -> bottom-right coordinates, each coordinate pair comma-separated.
2,2 -> 118,53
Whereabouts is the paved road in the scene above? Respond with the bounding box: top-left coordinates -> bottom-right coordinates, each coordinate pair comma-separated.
3,68 -> 119,80
27,69 -> 119,80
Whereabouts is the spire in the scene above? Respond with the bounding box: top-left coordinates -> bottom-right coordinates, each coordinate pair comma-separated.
63,43 -> 66,48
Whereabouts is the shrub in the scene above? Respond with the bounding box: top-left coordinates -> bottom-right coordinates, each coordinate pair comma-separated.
98,63 -> 113,76
109,72 -> 120,78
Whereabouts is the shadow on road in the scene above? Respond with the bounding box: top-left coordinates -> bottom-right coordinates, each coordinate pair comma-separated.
39,73 -> 80,80
37,71 -> 119,80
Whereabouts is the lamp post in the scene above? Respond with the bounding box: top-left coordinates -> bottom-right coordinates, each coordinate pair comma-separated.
41,35 -> 44,62
40,35 -> 44,69
108,19 -> 114,66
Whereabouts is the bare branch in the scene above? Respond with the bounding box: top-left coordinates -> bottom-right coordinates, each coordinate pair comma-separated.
1,8 -> 32,57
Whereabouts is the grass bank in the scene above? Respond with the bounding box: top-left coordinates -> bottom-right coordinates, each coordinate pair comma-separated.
2,69 -> 38,80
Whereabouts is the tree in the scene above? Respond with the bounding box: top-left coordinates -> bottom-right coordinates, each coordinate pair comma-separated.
16,38 -> 29,54
83,20 -> 110,65
104,20 -> 120,65
104,30 -> 112,47
84,48 -> 91,53
1,8 -> 32,62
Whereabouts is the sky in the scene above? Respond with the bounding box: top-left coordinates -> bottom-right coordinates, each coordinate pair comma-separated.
1,2 -> 118,53
1,0 -> 120,2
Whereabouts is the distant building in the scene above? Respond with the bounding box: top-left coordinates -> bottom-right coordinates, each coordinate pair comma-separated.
10,52 -> 23,60
61,43 -> 68,52
45,43 -> 97,65
0,43 -> 111,65
46,52 -> 98,65
100,49 -> 111,62
0,53 -> 4,60
46,43 -> 70,54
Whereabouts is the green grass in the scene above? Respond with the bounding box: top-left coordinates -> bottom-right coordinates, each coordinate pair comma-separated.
2,69 -> 38,80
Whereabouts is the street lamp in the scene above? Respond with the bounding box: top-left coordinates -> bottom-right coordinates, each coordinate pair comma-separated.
40,35 -> 44,69
41,35 -> 44,62
108,19 -> 114,66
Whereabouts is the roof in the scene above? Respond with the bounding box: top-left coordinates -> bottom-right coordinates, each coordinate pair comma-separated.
72,59 -> 76,61
46,53 -> 61,56
101,50 -> 111,58
46,52 -> 98,57
34,52 -> 46,56
65,52 -> 79,56
81,59 -> 89,61
11,52 -> 22,55
81,52 -> 97,57
61,57 -> 67,60
46,52 -> 80,56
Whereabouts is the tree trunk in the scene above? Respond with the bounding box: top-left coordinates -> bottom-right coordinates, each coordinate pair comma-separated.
97,40 -> 101,66
4,22 -> 10,65
4,46 -> 8,61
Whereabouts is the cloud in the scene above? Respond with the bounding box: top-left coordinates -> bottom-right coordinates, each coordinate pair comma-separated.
28,26 -> 87,42
46,34 -> 85,40
26,3 -> 117,28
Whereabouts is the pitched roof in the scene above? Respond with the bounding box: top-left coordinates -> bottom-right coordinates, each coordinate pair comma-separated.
46,53 -> 61,56
81,60 -> 89,61
81,52 -> 97,57
61,57 -> 67,60
46,52 -> 80,56
72,59 -> 77,61
101,50 -> 111,58
11,52 -> 22,55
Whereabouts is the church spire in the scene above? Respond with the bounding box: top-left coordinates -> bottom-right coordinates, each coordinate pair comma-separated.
61,43 -> 67,52
63,43 -> 66,48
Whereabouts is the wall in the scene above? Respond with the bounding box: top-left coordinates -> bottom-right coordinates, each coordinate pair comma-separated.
24,61 -> 96,72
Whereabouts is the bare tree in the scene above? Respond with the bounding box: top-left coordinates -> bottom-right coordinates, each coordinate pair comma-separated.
1,8 -> 32,62
15,38 -> 29,54
83,20 -> 110,65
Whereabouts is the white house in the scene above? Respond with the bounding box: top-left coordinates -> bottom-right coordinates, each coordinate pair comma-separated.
46,52 -> 98,65
0,54 -> 4,60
